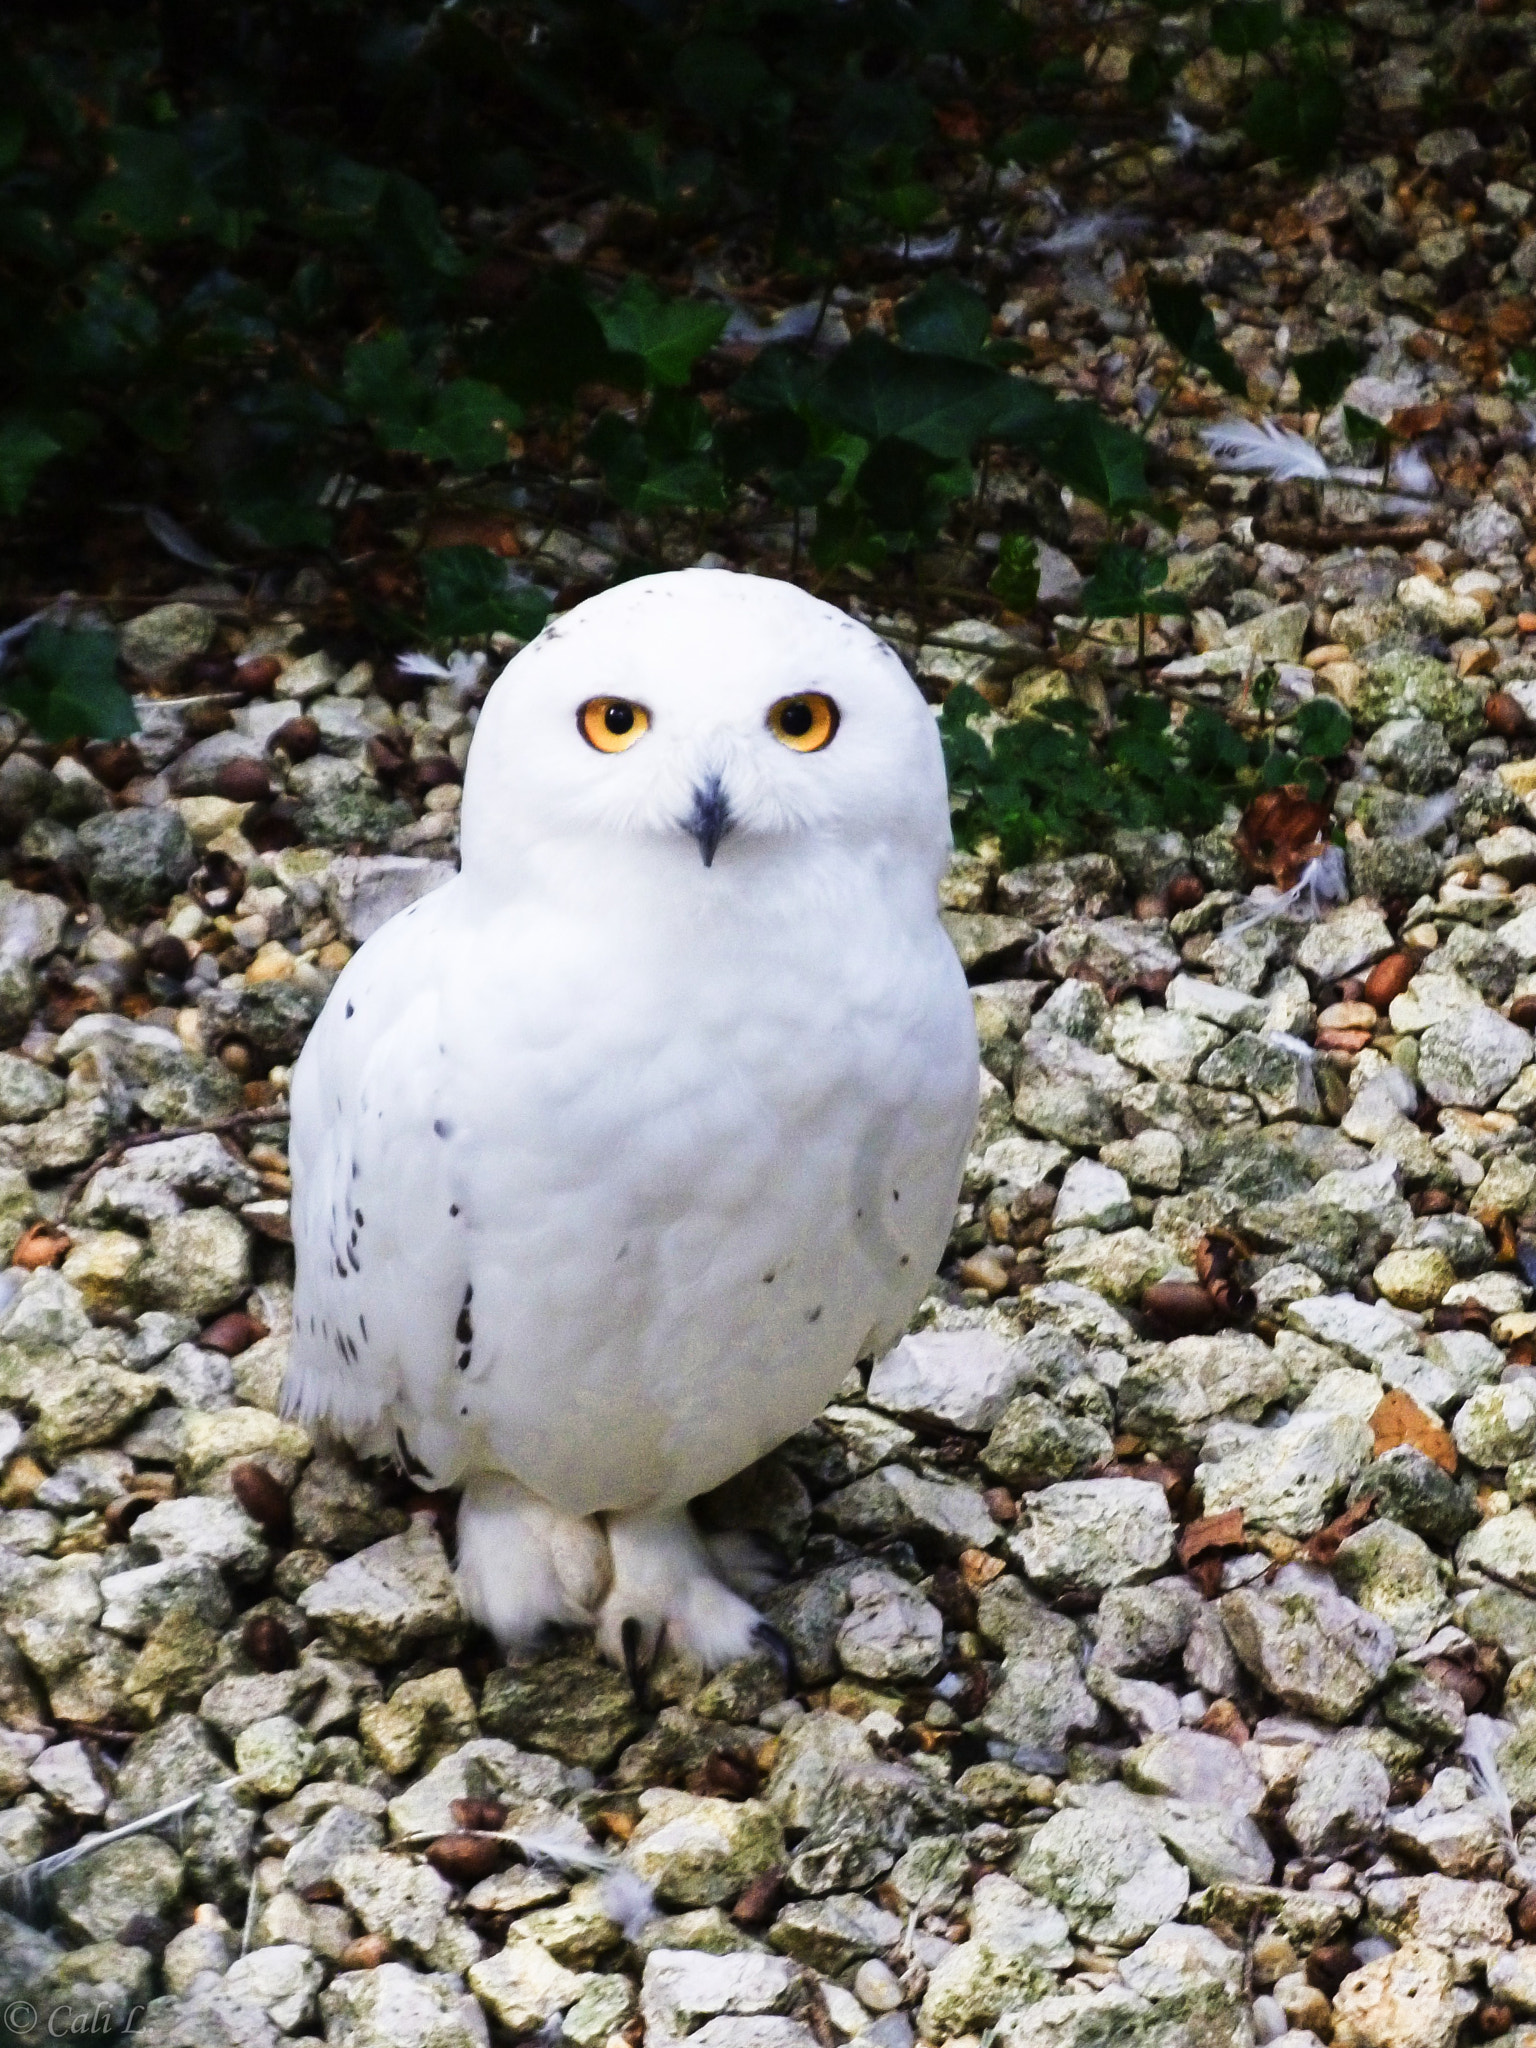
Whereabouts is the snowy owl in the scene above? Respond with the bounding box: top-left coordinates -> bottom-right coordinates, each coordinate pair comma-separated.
284,569 -> 979,1674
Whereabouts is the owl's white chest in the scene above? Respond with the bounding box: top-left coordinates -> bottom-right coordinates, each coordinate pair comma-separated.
290,841 -> 978,1514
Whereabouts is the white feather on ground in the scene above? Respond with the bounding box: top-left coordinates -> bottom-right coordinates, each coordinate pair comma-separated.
1462,1714 -> 1536,1883
1391,789 -> 1459,841
1200,418 -> 1331,482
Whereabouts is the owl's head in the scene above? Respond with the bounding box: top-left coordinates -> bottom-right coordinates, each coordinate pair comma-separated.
461,569 -> 952,883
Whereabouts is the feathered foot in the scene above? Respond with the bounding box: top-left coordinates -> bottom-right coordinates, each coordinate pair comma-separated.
596,1506 -> 767,1679
456,1472 -> 612,1651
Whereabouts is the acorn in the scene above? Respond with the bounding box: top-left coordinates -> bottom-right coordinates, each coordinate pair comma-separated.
234,656 -> 283,695
1486,692 -> 1527,737
229,1460 -> 291,1539
103,1493 -> 155,1542
1363,951 -> 1417,1008
1517,1889 -> 1536,1940
242,1613 -> 297,1673
449,1797 -> 507,1833
215,758 -> 272,804
201,1311 -> 266,1356
1165,871 -> 1205,913
338,1934 -> 393,1970
144,934 -> 191,979
268,716 -> 321,763
1512,994 -> 1536,1029
426,1833 -> 505,1884
1140,1278 -> 1221,1336
84,739 -> 146,791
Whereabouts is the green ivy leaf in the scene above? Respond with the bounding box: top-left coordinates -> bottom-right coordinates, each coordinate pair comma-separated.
673,36 -> 776,126
1283,695 -> 1353,760
598,278 -> 729,389
1210,2 -> 1286,57
1022,404 -> 1153,514
895,277 -> 992,362
1147,281 -> 1247,398
1292,339 -> 1361,413
4,625 -> 138,742
344,334 -> 518,469
993,115 -> 1075,167
1342,404 -> 1389,455
475,280 -> 617,408
74,127 -> 219,245
819,331 -> 1006,460
988,534 -> 1040,610
1079,544 -> 1187,619
0,422 -> 62,516
422,547 -> 549,642
1244,72 -> 1344,174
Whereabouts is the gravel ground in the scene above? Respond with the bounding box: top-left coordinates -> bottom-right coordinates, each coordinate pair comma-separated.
17,10 -> 1536,2048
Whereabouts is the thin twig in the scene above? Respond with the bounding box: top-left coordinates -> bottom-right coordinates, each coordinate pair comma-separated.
59,1107 -> 290,1220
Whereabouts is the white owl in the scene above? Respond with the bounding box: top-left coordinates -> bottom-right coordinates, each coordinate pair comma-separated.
283,569 -> 979,1675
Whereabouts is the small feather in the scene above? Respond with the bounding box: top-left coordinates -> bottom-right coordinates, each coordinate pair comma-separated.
1391,789 -> 1458,841
599,1867 -> 658,1938
1462,1715 -> 1528,1879
1026,210 -> 1144,257
1166,112 -> 1204,157
1389,442 -> 1438,498
0,606 -> 55,667
397,652 -> 454,681
0,1781 -> 234,1919
1201,418 -> 1331,482
143,506 -> 232,572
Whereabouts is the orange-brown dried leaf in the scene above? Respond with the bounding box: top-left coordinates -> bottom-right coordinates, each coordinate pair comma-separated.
1302,1494 -> 1375,1566
1489,298 -> 1536,344
1371,1388 -> 1458,1473
1234,786 -> 1333,888
12,1222 -> 71,1271
1177,1508 -> 1245,1566
1387,401 -> 1451,437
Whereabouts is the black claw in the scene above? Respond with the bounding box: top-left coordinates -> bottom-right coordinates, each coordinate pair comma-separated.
752,1619 -> 797,1691
620,1616 -> 649,1705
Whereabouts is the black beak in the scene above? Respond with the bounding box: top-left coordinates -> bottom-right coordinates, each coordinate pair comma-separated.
684,776 -> 733,867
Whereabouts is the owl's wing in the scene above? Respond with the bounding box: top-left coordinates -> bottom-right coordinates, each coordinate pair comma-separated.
283,892 -> 471,1474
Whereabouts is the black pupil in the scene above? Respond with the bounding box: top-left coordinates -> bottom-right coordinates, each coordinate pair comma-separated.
604,703 -> 634,735
780,700 -> 814,737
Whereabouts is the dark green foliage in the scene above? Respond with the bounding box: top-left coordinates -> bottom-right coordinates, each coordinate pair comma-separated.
942,675 -> 1353,865
1210,3 -> 1286,59
1244,72 -> 1346,174
1,1 -> 1367,765
988,536 -> 1040,611
422,550 -> 550,645
1079,546 -> 1187,620
3,626 -> 138,743
1292,340 -> 1362,413
1147,282 -> 1247,398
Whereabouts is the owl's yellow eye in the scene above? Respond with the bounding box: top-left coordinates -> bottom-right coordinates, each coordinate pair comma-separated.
579,698 -> 650,752
768,693 -> 839,752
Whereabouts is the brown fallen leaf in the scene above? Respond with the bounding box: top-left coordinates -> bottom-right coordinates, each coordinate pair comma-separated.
1177,1507 -> 1246,1567
1233,785 -> 1333,890
1301,1493 -> 1375,1567
1371,1388 -> 1458,1474
12,1221 -> 71,1271
1387,400 -> 1451,437
732,1866 -> 785,1925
